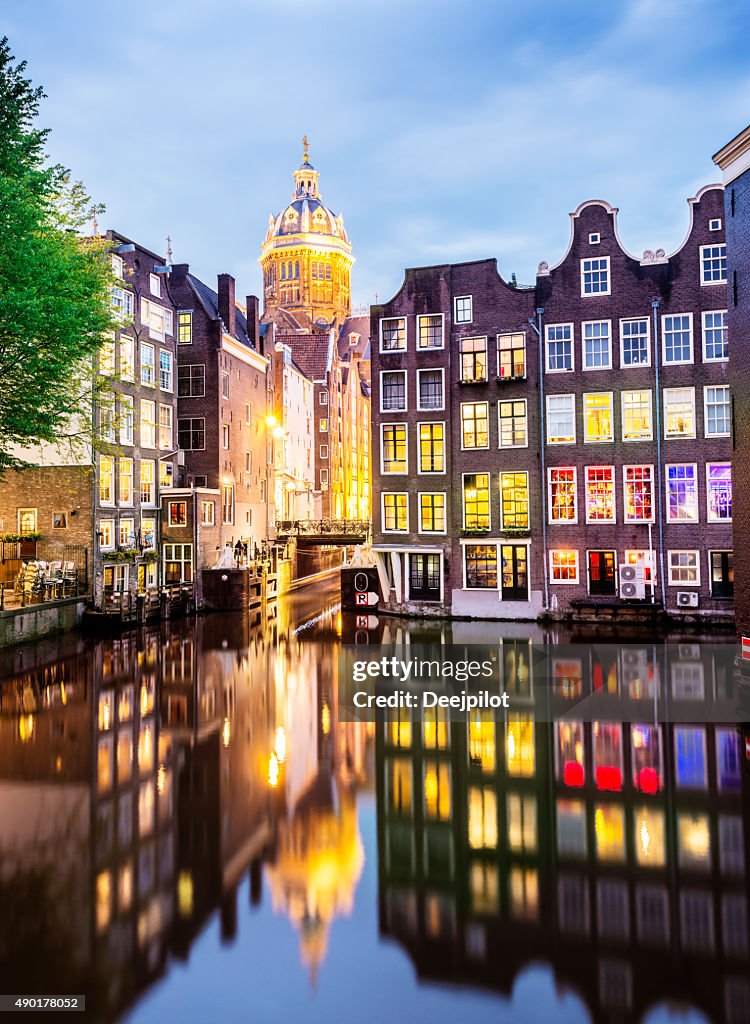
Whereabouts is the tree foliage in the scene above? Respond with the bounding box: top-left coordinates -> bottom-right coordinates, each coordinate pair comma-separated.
0,36 -> 115,471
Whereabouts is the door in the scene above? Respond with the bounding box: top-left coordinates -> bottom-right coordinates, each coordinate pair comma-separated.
710,551 -> 733,599
501,545 -> 528,601
588,551 -> 616,596
408,553 -> 441,602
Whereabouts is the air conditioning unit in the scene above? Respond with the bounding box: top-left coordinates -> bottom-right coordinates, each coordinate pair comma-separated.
677,591 -> 699,608
619,564 -> 645,599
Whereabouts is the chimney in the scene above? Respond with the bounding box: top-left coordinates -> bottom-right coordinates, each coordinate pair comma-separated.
217,273 -> 236,336
246,295 -> 260,351
171,262 -> 189,281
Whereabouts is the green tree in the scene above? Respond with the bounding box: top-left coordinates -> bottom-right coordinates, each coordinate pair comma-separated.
0,36 -> 115,472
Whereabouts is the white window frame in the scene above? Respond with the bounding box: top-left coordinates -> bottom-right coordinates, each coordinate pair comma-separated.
461,472 -> 491,532
168,500 -> 188,529
380,422 -> 409,475
621,389 -> 653,441
622,464 -> 655,524
667,550 -> 701,587
149,272 -> 161,297
416,367 -> 445,412
381,492 -> 409,534
119,456 -> 134,508
222,424 -> 229,450
663,387 -> 696,439
661,313 -> 694,366
584,465 -> 616,524
548,466 -> 578,524
99,518 -> 115,551
700,243 -> 727,286
545,324 -> 575,373
704,384 -> 731,438
589,233 -> 600,245
118,517 -> 135,548
200,500 -> 215,526
499,471 -> 529,531
119,395 -> 134,445
706,462 -> 732,523
701,310 -> 728,363
99,456 -> 115,507
460,402 -> 490,451
416,312 -> 445,351
580,256 -> 611,296
120,336 -> 135,381
158,404 -> 173,450
379,316 -> 407,354
140,342 -> 155,387
417,421 -> 446,476
583,391 -> 614,443
497,398 -> 528,449
665,463 -> 699,523
319,390 -> 328,406
319,444 -> 329,460
549,550 -> 579,584
417,492 -> 448,535
619,318 -> 651,368
546,394 -> 576,444
582,320 -> 612,371
454,295 -> 473,324
379,369 -> 408,413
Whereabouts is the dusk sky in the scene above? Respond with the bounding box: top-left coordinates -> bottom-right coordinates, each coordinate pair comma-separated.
4,0 -> 750,308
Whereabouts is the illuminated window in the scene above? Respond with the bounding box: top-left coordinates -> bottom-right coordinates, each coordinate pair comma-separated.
583,320 -> 611,369
509,867 -> 538,920
417,369 -> 444,410
423,707 -> 449,749
702,310 -> 728,361
620,318 -> 650,366
388,708 -> 411,748
380,317 -> 406,352
557,799 -> 587,857
550,550 -> 579,583
632,724 -> 663,793
140,399 -> 156,448
548,467 -> 576,522
498,400 -> 527,448
621,389 -> 652,441
664,387 -> 695,437
380,370 -> 406,412
584,392 -> 614,441
468,786 -> 497,849
634,806 -> 666,867
545,324 -> 574,371
464,544 -> 497,589
623,465 -> 653,522
99,456 -> 114,506
556,721 -> 585,786
168,500 -> 187,527
462,473 -> 490,529
418,422 -> 445,472
460,337 -> 487,382
700,243 -> 727,284
454,295 -> 472,323
668,550 -> 700,586
666,464 -> 698,521
593,722 -> 623,791
507,793 -> 537,852
120,336 -> 134,380
707,463 -> 732,521
417,314 -> 443,349
594,804 -> 625,862
470,861 -> 498,914
585,466 -> 615,522
99,338 -> 116,376
662,314 -> 693,363
546,394 -> 575,443
381,424 -> 407,473
382,493 -> 408,532
581,256 -> 610,295
388,759 -> 412,815
468,711 -> 496,772
506,714 -> 535,777
678,813 -> 711,870
497,332 -> 526,378
159,404 -> 173,449
705,385 -> 730,436
118,518 -> 134,548
675,726 -> 707,788
419,493 -> 446,533
500,472 -> 528,529
461,402 -> 489,449
424,761 -> 451,820
177,310 -> 192,344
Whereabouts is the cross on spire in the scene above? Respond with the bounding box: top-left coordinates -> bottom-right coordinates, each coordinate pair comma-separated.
302,135 -> 310,163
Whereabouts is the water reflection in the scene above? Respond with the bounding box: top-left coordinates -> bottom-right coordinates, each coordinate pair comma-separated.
0,596 -> 748,1023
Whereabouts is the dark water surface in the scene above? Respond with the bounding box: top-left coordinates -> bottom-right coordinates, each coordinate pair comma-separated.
0,577 -> 747,1024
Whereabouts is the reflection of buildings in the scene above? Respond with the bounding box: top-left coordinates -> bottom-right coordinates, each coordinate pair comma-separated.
376,638 -> 750,1024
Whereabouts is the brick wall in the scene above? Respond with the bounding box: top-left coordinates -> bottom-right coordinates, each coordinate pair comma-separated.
0,465 -> 93,561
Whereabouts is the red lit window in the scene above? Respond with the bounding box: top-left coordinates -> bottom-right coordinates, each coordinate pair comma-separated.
593,722 -> 623,792
556,721 -> 585,788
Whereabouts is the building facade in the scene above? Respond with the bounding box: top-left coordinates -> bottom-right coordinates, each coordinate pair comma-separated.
371,188 -> 732,621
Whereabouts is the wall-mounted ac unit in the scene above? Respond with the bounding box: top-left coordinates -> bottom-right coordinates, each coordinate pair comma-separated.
619,564 -> 645,599
677,591 -> 699,608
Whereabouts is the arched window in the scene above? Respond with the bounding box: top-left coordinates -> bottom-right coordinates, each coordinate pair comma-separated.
325,264 -> 332,280
281,263 -> 286,280
295,261 -> 300,278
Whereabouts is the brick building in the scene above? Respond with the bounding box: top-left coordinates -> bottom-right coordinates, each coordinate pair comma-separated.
371,187 -> 732,621
714,126 -> 750,638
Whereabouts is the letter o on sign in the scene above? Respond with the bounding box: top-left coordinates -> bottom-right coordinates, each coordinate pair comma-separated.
354,572 -> 369,593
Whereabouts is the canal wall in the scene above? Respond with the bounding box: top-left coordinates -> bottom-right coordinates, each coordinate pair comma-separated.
0,597 -> 88,649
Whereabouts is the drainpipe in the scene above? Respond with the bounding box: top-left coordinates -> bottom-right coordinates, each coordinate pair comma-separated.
652,299 -> 667,609
528,307 -> 549,611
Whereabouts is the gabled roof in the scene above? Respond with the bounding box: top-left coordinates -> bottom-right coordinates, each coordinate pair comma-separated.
275,331 -> 332,383
187,273 -> 254,349
337,314 -> 371,362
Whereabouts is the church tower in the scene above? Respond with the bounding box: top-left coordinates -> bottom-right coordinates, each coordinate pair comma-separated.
260,138 -> 353,330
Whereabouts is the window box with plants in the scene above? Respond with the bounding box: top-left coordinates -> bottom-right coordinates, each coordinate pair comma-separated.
2,532 -> 42,557
460,527 -> 491,537
500,527 -> 531,538
102,548 -> 139,563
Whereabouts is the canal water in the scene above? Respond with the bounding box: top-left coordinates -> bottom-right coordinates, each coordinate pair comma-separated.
0,576 -> 747,1024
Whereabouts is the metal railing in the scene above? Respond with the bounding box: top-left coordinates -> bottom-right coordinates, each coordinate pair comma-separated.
275,518 -> 370,538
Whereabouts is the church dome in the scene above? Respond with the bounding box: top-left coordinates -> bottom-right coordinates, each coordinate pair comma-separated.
263,138 -> 349,246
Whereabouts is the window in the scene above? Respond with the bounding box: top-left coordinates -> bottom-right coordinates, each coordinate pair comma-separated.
417,369 -> 444,410
709,218 -> 722,231
545,324 -> 574,371
221,484 -> 234,525
222,425 -> 230,449
454,295 -> 472,323
583,321 -> 611,370
700,243 -> 727,284
417,314 -> 443,349
159,461 -> 172,489
620,318 -> 650,366
461,402 -> 489,448
500,472 -> 528,529
119,457 -> 133,507
583,392 -> 614,442
380,317 -> 406,352
585,466 -> 615,522
140,298 -> 172,340
668,550 -> 700,586
319,390 -> 329,406
200,500 -> 215,526
112,286 -> 134,320
99,519 -> 114,550
621,389 -> 652,440
416,422 -> 444,474
581,256 -> 610,295
549,468 -> 577,522
52,512 -> 67,529
111,254 -> 124,279
463,473 -> 490,529
382,493 -> 408,532
409,554 -> 441,601
221,373 -> 229,400
14,508 -> 36,535
140,460 -> 155,505
664,387 -> 695,437
704,385 -> 730,436
178,418 -> 205,450
547,395 -> 576,443
140,342 -> 155,386
380,370 -> 406,412
149,272 -> 161,297
666,464 -> 698,521
119,396 -> 134,444
120,336 -> 134,381
159,405 -> 173,449
674,727 -> 707,787
702,310 -> 728,361
99,338 -> 116,376
319,418 -> 328,432
623,465 -> 654,522
550,550 -> 579,583
497,332 -> 526,378
589,232 -> 600,244
159,350 -> 173,392
100,456 -> 114,506
465,544 -> 497,588
419,493 -> 446,533
498,400 -> 527,448
319,469 -> 328,487
662,314 -> 693,364
163,543 -> 192,584
381,424 -> 407,473
99,400 -> 115,442
460,337 -> 487,382
177,364 -> 205,398
707,463 -> 732,521
140,400 -> 156,448
168,501 -> 187,527
316,443 -> 327,461
177,310 -> 192,344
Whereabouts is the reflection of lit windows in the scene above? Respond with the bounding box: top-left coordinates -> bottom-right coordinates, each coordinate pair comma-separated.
509,867 -> 538,920
96,871 -> 112,933
557,721 -> 585,787
502,640 -> 532,696
470,861 -> 499,915
636,885 -> 669,945
680,890 -> 715,952
385,823 -> 415,875
98,691 -> 113,731
424,762 -> 451,820
717,730 -> 741,791
119,864 -> 133,911
424,894 -> 455,939
632,724 -> 663,793
597,881 -> 629,941
506,714 -> 535,777
594,804 -> 625,862
678,813 -> 711,870
423,707 -> 449,750
553,659 -> 583,698
468,711 -> 495,773
138,782 -> 155,837
97,737 -> 113,793
138,723 -> 154,773
719,815 -> 745,875
388,759 -> 412,815
675,726 -> 707,788
468,786 -> 497,849
558,875 -> 589,934
593,722 -> 623,790
557,799 -> 587,857
507,793 -> 536,852
117,732 -> 133,784
671,661 -> 705,700
118,685 -> 133,722
634,806 -> 666,867
722,894 -> 748,956
387,708 -> 411,748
